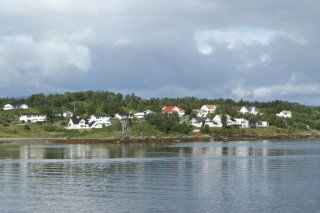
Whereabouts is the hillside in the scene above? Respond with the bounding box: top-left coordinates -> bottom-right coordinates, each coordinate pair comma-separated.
0,91 -> 320,139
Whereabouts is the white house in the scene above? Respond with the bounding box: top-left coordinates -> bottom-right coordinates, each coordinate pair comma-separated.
58,110 -> 73,118
276,110 -> 292,118
212,114 -> 240,127
190,118 -> 207,127
3,104 -> 29,110
197,104 -> 216,117
115,112 -> 134,120
162,106 -> 185,116
67,118 -> 90,129
234,118 -> 249,128
89,121 -> 103,129
3,104 -> 14,110
19,113 -> 46,123
134,111 -> 145,119
67,118 -> 103,129
249,121 -> 269,128
134,110 -> 154,119
89,114 -> 111,126
239,106 -> 260,115
212,115 -> 223,127
20,104 -> 29,109
204,118 -> 215,127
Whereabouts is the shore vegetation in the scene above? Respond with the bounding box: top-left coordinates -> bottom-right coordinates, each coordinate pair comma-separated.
0,91 -> 320,140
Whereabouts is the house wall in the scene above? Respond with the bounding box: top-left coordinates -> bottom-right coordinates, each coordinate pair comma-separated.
20,115 -> 46,123
3,104 -> 14,110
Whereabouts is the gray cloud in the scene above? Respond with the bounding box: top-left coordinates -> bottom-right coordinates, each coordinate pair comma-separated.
0,0 -> 319,105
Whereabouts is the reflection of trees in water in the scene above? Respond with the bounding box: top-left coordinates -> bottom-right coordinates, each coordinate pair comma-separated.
0,141 -> 311,180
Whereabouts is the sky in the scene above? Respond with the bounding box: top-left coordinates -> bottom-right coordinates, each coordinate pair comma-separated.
0,0 -> 319,105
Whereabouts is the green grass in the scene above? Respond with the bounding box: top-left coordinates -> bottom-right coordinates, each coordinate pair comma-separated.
0,121 -> 318,139
208,126 -> 312,136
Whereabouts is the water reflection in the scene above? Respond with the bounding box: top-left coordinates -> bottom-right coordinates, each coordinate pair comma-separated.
0,140 -> 320,212
1,140 -> 320,160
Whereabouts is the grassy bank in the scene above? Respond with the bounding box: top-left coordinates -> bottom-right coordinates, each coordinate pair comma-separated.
0,122 -> 320,143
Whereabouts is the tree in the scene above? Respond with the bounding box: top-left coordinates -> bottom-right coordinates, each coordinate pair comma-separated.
179,122 -> 192,134
201,125 -> 210,134
189,111 -> 197,120
221,114 -> 228,128
170,112 -> 180,123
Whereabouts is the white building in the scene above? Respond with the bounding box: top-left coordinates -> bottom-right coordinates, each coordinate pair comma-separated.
58,110 -> 73,118
249,121 -> 269,128
197,105 -> 216,117
162,106 -> 185,116
276,110 -> 292,118
190,118 -> 207,127
67,118 -> 90,129
67,118 -> 103,129
3,104 -> 29,110
115,113 -> 134,120
239,106 -> 260,115
3,104 -> 14,110
234,118 -> 249,128
20,104 -> 29,109
19,113 -> 46,123
134,110 -> 154,119
89,114 -> 112,126
212,114 -> 240,127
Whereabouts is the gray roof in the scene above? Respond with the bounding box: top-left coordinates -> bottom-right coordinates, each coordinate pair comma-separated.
194,117 -> 208,122
71,118 -> 89,125
245,106 -> 259,112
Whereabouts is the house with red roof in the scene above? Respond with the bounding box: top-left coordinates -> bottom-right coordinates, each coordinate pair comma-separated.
161,106 -> 185,116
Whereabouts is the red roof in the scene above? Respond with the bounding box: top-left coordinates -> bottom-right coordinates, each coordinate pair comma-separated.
162,106 -> 176,112
179,107 -> 185,111
205,104 -> 215,109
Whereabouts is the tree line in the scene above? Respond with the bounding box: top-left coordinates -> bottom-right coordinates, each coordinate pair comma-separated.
1,90 -> 320,130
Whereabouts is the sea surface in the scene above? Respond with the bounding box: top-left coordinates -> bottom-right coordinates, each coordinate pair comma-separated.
0,139 -> 320,213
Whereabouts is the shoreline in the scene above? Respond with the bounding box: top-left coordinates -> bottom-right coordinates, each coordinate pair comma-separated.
1,133 -> 320,144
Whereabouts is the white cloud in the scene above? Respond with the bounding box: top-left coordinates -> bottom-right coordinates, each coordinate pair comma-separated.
114,37 -> 132,47
37,39 -> 90,72
1,35 -> 34,44
0,0 -> 319,105
194,28 -> 278,54
0,31 -> 91,87
231,83 -> 320,101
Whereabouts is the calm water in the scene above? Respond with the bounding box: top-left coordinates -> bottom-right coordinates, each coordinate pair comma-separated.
1,140 -> 320,213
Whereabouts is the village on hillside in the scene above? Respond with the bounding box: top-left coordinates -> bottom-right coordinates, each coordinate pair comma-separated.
1,102 -> 294,134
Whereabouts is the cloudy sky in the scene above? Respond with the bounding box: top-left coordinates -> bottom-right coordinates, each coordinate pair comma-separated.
0,0 -> 319,105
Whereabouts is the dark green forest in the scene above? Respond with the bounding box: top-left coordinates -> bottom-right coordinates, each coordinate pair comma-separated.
1,90 -> 320,131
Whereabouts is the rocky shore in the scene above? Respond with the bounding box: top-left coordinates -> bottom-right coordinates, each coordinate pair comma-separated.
1,132 -> 320,144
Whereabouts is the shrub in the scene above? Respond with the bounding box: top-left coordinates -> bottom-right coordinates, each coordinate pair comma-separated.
43,126 -> 57,132
23,125 -> 31,131
2,122 -> 10,127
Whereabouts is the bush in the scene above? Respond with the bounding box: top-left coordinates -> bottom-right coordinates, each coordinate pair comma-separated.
2,122 -> 10,127
130,122 -> 160,136
23,125 -> 31,131
43,126 -> 57,132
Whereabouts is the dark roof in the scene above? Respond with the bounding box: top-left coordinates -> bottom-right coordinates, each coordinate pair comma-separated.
245,106 -> 259,112
194,117 -> 207,122
70,118 -> 89,125
21,113 -> 46,116
89,121 -> 98,127
117,113 -> 133,117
